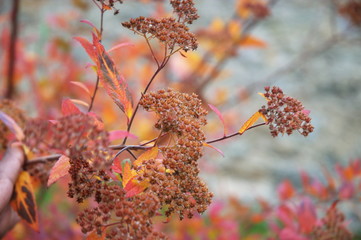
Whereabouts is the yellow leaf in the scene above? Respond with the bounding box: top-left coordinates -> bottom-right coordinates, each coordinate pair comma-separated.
239,111 -> 262,134
11,171 -> 39,232
133,146 -> 159,167
228,20 -> 242,40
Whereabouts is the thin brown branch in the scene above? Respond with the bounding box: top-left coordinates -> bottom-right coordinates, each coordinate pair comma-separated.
5,0 -> 20,99
25,144 -> 151,166
122,56 -> 170,145
206,122 -> 266,144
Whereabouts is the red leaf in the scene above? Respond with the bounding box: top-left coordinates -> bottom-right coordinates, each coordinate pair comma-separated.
47,155 -> 70,186
108,130 -> 137,142
75,34 -> 134,120
208,104 -> 227,136
11,171 -> 39,231
338,182 -> 354,199
277,180 -> 295,201
0,111 -> 25,141
279,228 -> 308,240
297,198 -> 317,234
111,157 -> 122,174
86,229 -> 105,240
124,179 -> 149,198
61,99 -> 81,116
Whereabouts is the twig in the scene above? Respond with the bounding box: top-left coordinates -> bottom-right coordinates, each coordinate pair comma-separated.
5,0 -> 20,99
88,7 -> 105,112
26,144 -> 151,166
206,123 -> 266,144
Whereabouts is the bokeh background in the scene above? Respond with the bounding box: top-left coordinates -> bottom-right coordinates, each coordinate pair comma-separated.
1,0 -> 361,239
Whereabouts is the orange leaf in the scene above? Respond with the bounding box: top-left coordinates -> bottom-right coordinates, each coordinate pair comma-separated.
239,111 -> 263,134
133,146 -> 159,167
61,99 -> 81,116
122,161 -> 136,188
239,35 -> 267,48
11,171 -> 39,231
47,155 -> 70,186
0,111 -> 24,141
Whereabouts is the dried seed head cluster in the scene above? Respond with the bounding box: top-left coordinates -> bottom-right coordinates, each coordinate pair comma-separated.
312,205 -> 352,240
0,99 -> 26,150
170,0 -> 199,24
339,0 -> 361,26
77,184 -> 166,240
122,0 -> 198,51
259,86 -> 314,137
140,89 -> 213,219
244,2 -> 270,19
24,113 -> 110,168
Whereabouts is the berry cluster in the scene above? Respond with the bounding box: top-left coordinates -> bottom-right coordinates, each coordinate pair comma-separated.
312,204 -> 352,240
0,99 -> 26,150
170,0 -> 199,24
140,89 -> 213,219
259,86 -> 314,137
244,2 -> 270,19
77,185 -> 166,239
24,113 -> 110,167
122,0 -> 198,51
339,0 -> 361,26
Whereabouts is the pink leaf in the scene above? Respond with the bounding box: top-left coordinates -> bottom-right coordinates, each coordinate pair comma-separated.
47,155 -> 70,186
208,104 -> 227,136
297,198 -> 317,234
280,228 -> 308,240
0,111 -> 24,141
70,81 -> 91,97
107,42 -> 134,53
80,19 -> 100,38
203,142 -> 224,157
61,98 -> 81,116
108,130 -> 137,142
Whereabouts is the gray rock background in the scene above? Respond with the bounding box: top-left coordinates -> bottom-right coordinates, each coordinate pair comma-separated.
2,0 -> 361,204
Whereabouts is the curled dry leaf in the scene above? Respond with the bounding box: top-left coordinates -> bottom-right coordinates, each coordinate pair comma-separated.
11,171 -> 39,232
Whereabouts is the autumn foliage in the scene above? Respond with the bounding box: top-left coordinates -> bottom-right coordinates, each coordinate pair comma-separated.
0,0 -> 359,239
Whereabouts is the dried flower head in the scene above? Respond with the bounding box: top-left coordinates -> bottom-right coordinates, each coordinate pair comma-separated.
339,0 -> 361,26
312,203 -> 352,240
170,0 -> 199,24
259,86 -> 314,137
122,17 -> 197,51
140,89 -> 213,219
0,99 -> 26,150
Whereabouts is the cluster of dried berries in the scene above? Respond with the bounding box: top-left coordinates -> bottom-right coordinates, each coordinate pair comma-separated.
122,0 -> 198,51
339,0 -> 361,26
244,2 -> 270,19
139,89 -> 213,219
170,0 -> 199,24
97,0 -> 123,15
77,184 -> 166,239
312,204 -> 352,240
24,113 -> 110,168
0,99 -> 26,150
259,86 -> 314,137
